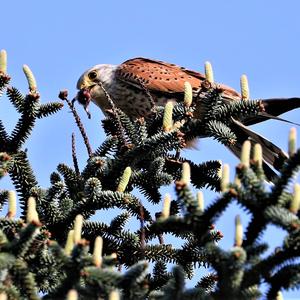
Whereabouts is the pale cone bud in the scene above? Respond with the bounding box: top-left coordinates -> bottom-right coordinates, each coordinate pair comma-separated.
217,160 -> 222,179
204,61 -> 214,83
93,236 -> 103,267
109,290 -> 120,300
22,64 -> 37,91
0,292 -> 7,300
253,143 -> 263,168
221,164 -> 230,192
67,289 -> 78,300
0,49 -> 7,74
65,230 -> 75,255
240,74 -> 250,100
7,190 -> 16,219
276,291 -> 284,300
235,215 -> 243,247
161,194 -> 171,218
26,197 -> 39,223
290,183 -> 300,214
163,101 -> 174,132
117,167 -> 132,192
197,191 -> 204,211
288,127 -> 297,156
73,215 -> 83,244
181,162 -> 191,186
241,140 -> 251,167
184,82 -> 193,107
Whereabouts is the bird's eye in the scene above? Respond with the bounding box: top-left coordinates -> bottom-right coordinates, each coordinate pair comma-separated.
88,71 -> 98,80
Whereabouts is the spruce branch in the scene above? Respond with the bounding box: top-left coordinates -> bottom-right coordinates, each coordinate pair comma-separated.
8,93 -> 40,152
6,86 -> 25,113
36,102 -> 64,119
8,151 -> 38,212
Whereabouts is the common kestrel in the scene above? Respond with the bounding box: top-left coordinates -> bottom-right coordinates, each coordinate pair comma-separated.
76,57 -> 300,178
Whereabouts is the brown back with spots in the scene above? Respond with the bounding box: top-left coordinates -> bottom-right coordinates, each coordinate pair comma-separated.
115,57 -> 241,99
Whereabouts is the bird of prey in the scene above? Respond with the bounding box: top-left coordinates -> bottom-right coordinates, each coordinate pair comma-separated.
75,57 -> 300,178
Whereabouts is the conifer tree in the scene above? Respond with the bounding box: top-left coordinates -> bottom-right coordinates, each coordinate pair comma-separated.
0,49 -> 299,299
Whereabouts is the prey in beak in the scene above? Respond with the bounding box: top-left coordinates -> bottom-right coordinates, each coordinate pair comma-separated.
74,70 -> 98,119
73,88 -> 92,119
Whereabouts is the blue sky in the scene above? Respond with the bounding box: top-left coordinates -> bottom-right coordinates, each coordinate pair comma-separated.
1,0 -> 300,298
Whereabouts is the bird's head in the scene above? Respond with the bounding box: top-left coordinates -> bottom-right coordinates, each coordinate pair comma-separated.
75,64 -> 116,117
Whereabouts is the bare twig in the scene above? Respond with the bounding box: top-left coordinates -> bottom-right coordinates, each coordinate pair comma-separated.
154,212 -> 165,245
139,202 -> 146,259
158,233 -> 164,245
59,90 -> 93,157
72,133 -> 80,176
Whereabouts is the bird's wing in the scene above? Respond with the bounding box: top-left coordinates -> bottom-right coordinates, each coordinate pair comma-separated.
228,118 -> 288,180
243,98 -> 300,126
115,57 -> 240,98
